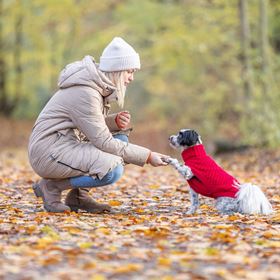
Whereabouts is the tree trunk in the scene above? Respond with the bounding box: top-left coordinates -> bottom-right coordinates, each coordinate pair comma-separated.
62,19 -> 77,67
259,0 -> 269,97
0,0 -> 8,115
14,0 -> 23,110
0,0 -> 23,116
239,0 -> 253,103
50,22 -> 58,92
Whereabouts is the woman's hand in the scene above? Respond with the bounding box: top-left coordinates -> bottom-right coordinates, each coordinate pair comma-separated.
147,152 -> 170,167
116,111 -> 131,129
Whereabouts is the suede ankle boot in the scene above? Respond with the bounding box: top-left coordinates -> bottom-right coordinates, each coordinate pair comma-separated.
33,178 -> 71,212
65,188 -> 111,213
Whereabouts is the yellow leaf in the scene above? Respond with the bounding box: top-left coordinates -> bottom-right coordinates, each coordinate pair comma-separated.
39,255 -> 61,266
158,257 -> 172,266
35,237 -> 56,249
271,211 -> 280,223
25,225 -> 37,234
119,230 -> 130,235
108,200 -> 123,206
95,227 -> 111,235
216,269 -> 228,277
90,274 -> 107,280
78,242 -> 94,249
205,247 -> 219,256
109,245 -> 117,252
262,231 -> 274,238
227,215 -> 240,221
149,185 -> 160,189
200,204 -> 211,210
267,241 -> 280,248
214,224 -> 233,229
114,263 -> 142,274
162,277 -> 175,280
83,262 -> 97,269
41,226 -> 60,239
63,226 -> 81,234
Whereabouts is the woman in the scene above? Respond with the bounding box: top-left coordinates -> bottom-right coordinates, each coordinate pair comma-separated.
28,37 -> 169,213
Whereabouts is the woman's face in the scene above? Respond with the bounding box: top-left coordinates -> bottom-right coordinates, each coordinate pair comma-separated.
124,69 -> 135,86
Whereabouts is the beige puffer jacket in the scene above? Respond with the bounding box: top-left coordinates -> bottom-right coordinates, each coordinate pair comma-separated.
28,55 -> 150,179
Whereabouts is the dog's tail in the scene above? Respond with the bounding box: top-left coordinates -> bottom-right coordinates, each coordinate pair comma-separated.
236,183 -> 273,215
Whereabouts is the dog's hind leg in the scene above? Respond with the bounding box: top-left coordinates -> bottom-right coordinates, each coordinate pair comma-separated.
186,188 -> 199,214
215,197 -> 239,215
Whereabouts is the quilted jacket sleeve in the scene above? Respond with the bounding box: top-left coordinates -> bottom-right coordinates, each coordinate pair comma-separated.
68,88 -> 150,166
105,113 -> 119,132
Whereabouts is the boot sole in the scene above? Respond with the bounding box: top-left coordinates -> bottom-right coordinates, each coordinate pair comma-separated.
67,205 -> 79,212
32,182 -> 70,213
66,204 -> 111,214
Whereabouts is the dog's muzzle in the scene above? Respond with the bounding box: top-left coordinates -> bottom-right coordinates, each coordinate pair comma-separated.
169,135 -> 179,147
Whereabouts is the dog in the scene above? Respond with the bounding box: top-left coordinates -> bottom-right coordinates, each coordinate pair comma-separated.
165,129 -> 273,215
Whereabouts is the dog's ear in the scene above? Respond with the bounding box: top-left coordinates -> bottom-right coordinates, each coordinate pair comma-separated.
179,130 -> 200,147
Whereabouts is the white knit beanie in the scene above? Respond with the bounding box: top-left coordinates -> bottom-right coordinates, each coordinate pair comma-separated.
99,37 -> 141,72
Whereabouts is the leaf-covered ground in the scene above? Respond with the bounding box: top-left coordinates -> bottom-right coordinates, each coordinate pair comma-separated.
0,148 -> 279,280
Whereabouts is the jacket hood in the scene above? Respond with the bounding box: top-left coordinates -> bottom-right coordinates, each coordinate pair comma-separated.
57,55 -> 116,97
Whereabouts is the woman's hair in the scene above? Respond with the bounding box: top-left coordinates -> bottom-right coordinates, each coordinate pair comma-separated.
103,71 -> 127,108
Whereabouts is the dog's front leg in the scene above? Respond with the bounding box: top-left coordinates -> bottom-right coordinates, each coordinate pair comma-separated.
166,158 -> 194,180
186,188 -> 199,214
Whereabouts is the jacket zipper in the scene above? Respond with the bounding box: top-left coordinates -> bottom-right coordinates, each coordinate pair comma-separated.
57,160 -> 87,173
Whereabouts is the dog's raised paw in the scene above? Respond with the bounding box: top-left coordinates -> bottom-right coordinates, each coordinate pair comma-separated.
162,157 -> 175,164
168,158 -> 179,165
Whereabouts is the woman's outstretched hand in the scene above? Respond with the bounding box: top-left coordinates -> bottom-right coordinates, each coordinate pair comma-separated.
116,111 -> 131,129
147,152 -> 170,167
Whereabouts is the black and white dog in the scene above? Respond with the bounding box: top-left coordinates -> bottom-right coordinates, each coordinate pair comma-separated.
165,129 -> 273,215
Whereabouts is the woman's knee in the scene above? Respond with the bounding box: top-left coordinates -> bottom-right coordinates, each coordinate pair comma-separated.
102,164 -> 124,185
70,164 -> 124,188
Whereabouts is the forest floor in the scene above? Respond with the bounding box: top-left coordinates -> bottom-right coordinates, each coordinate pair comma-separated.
0,146 -> 279,280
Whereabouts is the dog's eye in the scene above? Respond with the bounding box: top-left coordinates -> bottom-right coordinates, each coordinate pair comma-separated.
179,131 -> 183,136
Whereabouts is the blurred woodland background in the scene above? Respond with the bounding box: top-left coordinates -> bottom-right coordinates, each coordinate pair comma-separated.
0,0 -> 280,152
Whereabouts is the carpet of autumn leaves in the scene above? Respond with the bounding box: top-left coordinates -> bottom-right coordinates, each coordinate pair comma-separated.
0,148 -> 280,280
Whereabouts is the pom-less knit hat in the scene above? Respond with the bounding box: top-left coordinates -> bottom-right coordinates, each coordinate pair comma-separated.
99,37 -> 140,72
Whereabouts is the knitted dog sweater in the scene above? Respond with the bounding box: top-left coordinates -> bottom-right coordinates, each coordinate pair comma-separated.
181,144 -> 239,198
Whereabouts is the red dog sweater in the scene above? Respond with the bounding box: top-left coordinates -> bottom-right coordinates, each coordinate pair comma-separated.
181,144 -> 239,198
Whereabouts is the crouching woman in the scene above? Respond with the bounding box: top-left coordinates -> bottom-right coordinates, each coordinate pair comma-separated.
28,37 -> 169,213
